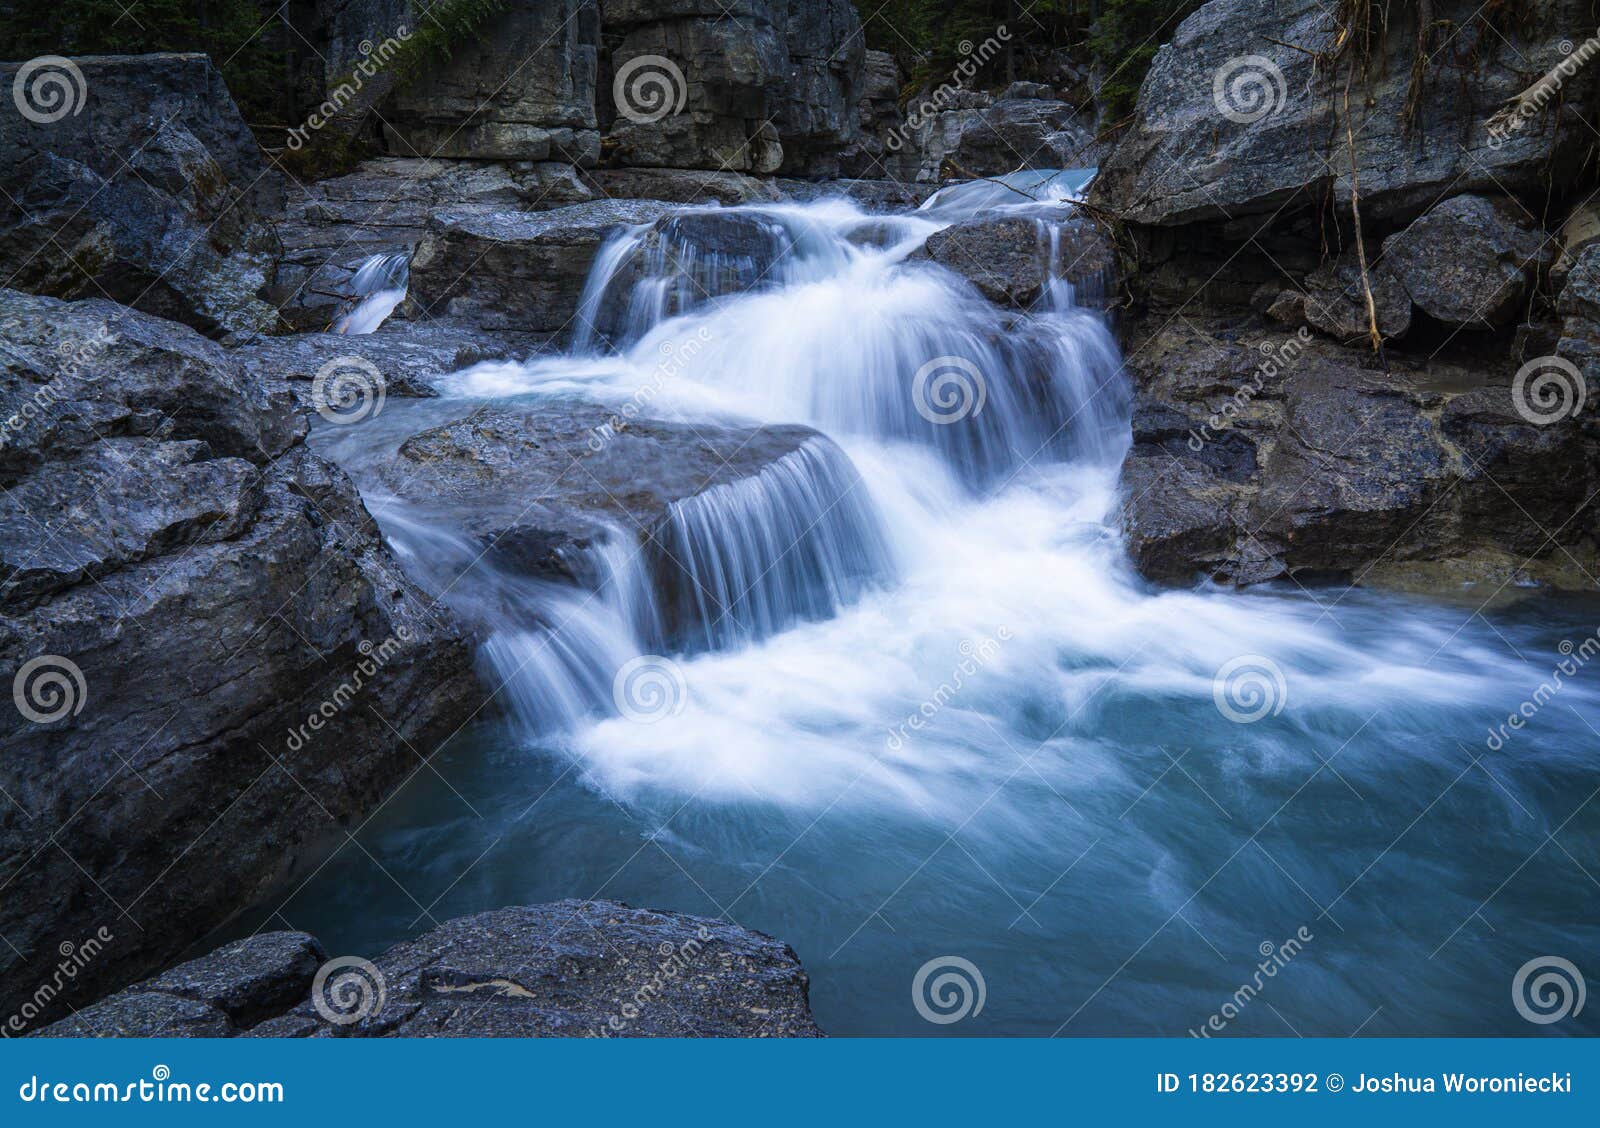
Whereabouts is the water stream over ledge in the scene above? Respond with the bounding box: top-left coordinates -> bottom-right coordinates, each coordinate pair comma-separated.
233,177 -> 1600,1036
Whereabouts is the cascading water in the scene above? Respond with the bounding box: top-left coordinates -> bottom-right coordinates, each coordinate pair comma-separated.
273,173 -> 1600,1037
333,251 -> 409,335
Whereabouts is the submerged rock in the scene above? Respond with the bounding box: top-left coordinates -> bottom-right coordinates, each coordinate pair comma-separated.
0,54 -> 281,339
0,290 -> 475,1029
37,901 -> 821,1037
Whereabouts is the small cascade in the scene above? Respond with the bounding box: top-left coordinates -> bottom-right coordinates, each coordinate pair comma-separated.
650,437 -> 895,652
572,205 -> 855,352
333,251 -> 409,335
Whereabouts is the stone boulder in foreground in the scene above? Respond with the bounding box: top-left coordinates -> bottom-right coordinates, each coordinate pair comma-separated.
36,901 -> 822,1037
0,290 -> 475,1030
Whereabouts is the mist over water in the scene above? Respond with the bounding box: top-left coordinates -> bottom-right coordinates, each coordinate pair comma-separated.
270,178 -> 1600,1036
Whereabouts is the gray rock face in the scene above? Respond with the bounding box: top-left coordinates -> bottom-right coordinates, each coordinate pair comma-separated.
908,93 -> 1097,183
0,54 -> 281,339
839,49 -> 920,182
408,199 -> 675,333
0,290 -> 476,1030
269,157 -> 594,332
1557,242 -> 1600,390
1093,0 -> 1598,227
913,211 -> 1117,307
1382,194 -> 1553,329
1118,315 -> 1598,590
384,1 -> 602,162
1302,254 -> 1412,343
39,902 -> 822,1037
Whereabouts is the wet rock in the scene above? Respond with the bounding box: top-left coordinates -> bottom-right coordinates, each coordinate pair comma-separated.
39,902 -> 822,1037
909,94 -> 1097,184
1556,242 -> 1600,389
1303,254 -> 1411,343
1093,0 -> 1598,227
581,167 -> 779,205
269,157 -> 593,332
838,49 -> 921,182
0,54 -> 281,339
1382,195 -> 1552,329
408,200 -> 676,334
1118,316 -> 1598,589
0,289 -> 476,1030
913,211 -> 1117,307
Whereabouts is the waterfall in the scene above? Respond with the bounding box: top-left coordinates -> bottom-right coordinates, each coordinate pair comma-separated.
333,251 -> 409,335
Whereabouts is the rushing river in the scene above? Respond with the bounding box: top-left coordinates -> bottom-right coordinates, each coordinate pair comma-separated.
237,174 -> 1600,1036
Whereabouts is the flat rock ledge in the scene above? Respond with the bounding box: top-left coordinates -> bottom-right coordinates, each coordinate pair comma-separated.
34,901 -> 823,1038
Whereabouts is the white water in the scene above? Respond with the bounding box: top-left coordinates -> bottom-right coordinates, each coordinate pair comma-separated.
333,251 -> 409,335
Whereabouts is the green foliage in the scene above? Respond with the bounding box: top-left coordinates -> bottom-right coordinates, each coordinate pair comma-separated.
0,0 -> 289,124
389,0 -> 509,86
1089,0 -> 1203,125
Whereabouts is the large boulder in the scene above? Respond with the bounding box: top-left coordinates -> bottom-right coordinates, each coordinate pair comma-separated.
908,92 -> 1097,184
36,901 -> 823,1037
913,211 -> 1117,307
1093,0 -> 1598,227
1556,242 -> 1600,390
0,54 -> 281,339
407,199 -> 674,334
1382,194 -> 1553,329
0,290 -> 476,1030
1118,315 -> 1598,590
